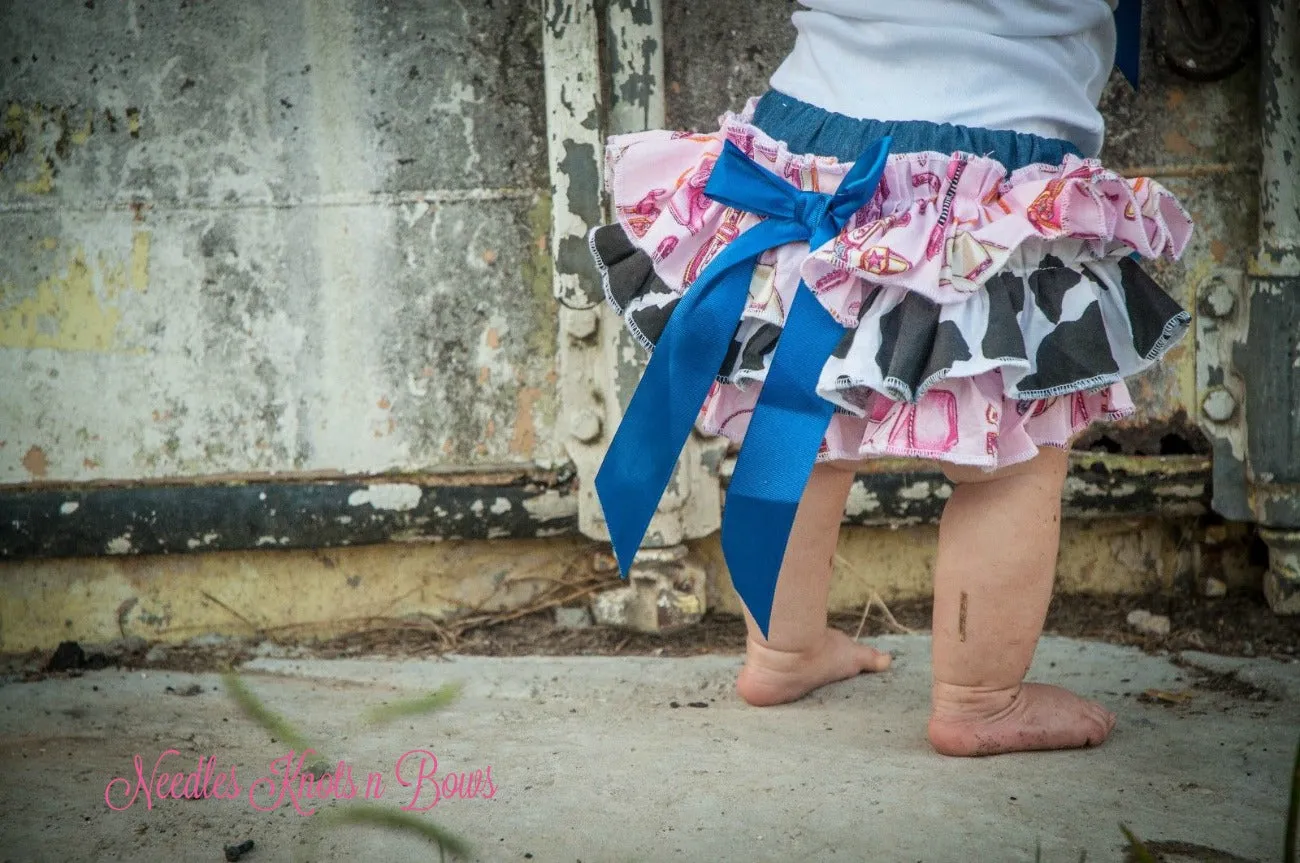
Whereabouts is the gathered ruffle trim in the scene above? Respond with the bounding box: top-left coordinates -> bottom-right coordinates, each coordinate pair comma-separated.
592,220 -> 1192,410
699,375 -> 1138,471
594,99 -> 1194,471
817,254 -> 1192,408
594,216 -> 1176,470
606,101 -> 1193,319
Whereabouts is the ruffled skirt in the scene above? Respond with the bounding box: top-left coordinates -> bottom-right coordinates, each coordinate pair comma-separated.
590,97 -> 1193,469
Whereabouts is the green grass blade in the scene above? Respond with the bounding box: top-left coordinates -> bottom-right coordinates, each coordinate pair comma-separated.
1120,824 -> 1158,863
321,803 -> 472,859
363,682 -> 463,726
222,672 -> 321,758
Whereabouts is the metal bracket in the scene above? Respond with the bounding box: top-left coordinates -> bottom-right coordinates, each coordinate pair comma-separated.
599,0 -> 725,553
1246,0 -> 1300,612
1194,267 -> 1253,522
544,1 -> 722,631
542,0 -> 607,312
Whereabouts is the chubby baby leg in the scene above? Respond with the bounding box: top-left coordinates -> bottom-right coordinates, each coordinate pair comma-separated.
927,448 -> 1116,756
736,460 -> 892,707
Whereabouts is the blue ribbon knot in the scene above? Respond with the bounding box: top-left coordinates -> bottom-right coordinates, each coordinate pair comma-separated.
595,136 -> 891,637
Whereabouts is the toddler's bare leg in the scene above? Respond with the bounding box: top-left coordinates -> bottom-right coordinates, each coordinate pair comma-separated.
927,447 -> 1117,756
736,461 -> 891,707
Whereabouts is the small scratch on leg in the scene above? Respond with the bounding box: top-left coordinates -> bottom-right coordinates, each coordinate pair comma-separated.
958,591 -> 968,643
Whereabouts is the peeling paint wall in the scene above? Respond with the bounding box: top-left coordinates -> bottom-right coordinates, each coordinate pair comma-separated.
0,1 -> 1273,647
2,515 -> 1263,652
0,537 -> 594,652
702,518 -> 1212,618
1,0 -> 562,484
2,1 -> 1256,486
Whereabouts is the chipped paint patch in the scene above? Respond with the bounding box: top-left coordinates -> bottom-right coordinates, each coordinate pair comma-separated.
0,236 -> 150,352
1162,130 -> 1198,156
3,102 -> 97,195
510,388 -> 541,456
489,497 -> 512,514
899,481 -> 933,501
106,535 -> 132,554
346,484 -> 422,511
522,488 -> 576,522
128,231 -> 150,294
58,501 -> 79,515
1065,476 -> 1104,497
22,446 -> 48,477
1160,483 -> 1207,498
523,193 -> 560,358
844,483 -> 881,517
15,157 -> 54,194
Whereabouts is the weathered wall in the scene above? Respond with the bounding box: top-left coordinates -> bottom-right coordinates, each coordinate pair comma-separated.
2,1 -> 1259,483
1,0 -> 562,484
3,515 -> 1263,652
0,2 -> 1270,649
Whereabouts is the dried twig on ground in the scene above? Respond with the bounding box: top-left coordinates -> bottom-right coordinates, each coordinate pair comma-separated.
835,555 -> 917,639
852,591 -> 917,640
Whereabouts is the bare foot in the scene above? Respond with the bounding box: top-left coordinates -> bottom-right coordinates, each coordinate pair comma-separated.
927,681 -> 1117,756
736,628 -> 891,707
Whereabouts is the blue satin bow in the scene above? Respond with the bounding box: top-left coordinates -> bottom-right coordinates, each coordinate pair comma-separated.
595,137 -> 891,637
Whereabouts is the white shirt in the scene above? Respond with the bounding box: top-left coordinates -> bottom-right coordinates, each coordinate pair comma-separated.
768,0 -> 1118,156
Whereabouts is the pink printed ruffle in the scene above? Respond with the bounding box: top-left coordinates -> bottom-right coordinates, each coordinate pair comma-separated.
601,100 -> 1192,470
607,100 -> 1192,320
700,373 -> 1136,469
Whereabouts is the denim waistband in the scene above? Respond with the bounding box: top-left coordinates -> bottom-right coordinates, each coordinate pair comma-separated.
751,90 -> 1083,172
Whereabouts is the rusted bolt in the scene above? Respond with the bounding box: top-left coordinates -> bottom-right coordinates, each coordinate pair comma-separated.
571,410 -> 603,442
1199,276 -> 1237,319
567,309 -> 599,341
1201,387 -> 1237,422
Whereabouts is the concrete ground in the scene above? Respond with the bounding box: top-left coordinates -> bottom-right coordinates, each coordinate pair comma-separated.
1,635 -> 1296,863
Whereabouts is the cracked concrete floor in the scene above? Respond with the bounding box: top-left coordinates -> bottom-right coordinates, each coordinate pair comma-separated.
1,635 -> 1296,863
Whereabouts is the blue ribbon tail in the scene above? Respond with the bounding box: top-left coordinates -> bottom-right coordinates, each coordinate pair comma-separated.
720,137 -> 891,639
721,285 -> 844,637
595,219 -> 805,576
597,134 -> 890,638
1115,0 -> 1142,89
